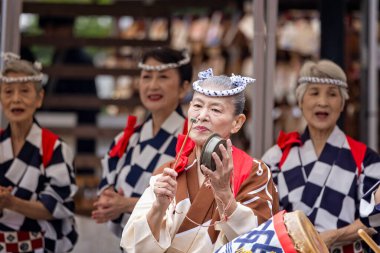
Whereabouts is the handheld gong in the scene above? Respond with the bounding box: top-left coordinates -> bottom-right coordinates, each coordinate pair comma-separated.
200,133 -> 227,171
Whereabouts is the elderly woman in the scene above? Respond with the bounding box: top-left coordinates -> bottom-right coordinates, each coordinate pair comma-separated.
92,47 -> 193,236
0,53 -> 77,252
262,60 -> 380,252
121,68 -> 279,252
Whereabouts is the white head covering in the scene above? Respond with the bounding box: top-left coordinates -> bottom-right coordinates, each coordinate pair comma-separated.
138,50 -> 190,71
297,76 -> 348,89
0,52 -> 44,84
192,68 -> 255,97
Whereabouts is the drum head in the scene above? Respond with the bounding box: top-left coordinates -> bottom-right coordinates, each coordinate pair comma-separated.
284,210 -> 329,253
200,133 -> 227,171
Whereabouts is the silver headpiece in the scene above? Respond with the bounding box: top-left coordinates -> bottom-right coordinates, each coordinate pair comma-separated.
138,51 -> 190,71
192,68 -> 255,97
0,52 -> 44,84
298,76 -> 348,89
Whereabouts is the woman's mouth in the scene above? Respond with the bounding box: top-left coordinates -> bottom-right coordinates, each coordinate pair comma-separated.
147,94 -> 163,101
315,111 -> 329,119
194,126 -> 210,132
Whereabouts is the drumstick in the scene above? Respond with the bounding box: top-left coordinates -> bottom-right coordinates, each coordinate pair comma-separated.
358,229 -> 380,253
172,117 -> 197,170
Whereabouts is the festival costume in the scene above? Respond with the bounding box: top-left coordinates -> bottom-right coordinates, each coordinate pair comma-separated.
0,120 -> 77,253
262,126 -> 380,252
360,181 -> 380,232
121,140 -> 279,253
98,106 -> 187,236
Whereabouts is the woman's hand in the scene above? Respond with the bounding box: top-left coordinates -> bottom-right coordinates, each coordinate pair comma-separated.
152,168 -> 177,212
92,187 -> 135,223
375,184 -> 380,204
319,229 -> 340,248
319,220 -> 374,248
147,168 -> 177,241
0,186 -> 13,209
200,139 -> 237,219
201,139 -> 233,195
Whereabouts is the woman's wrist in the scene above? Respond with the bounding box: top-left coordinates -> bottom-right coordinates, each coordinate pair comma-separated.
214,191 -> 237,220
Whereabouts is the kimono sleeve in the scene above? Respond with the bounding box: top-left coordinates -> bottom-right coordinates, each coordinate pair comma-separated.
262,145 -> 282,185
97,131 -> 124,193
39,141 -> 77,219
358,148 -> 380,199
360,181 -> 380,232
217,160 -> 279,241
235,160 -> 279,225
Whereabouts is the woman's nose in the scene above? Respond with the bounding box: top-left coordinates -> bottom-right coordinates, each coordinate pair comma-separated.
147,76 -> 160,89
11,91 -> 21,102
317,94 -> 328,106
196,108 -> 209,122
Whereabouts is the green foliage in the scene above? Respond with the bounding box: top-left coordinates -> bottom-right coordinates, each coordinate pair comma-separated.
75,16 -> 114,38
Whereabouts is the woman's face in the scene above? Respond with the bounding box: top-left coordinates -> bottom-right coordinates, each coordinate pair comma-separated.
0,72 -> 44,125
139,58 -> 187,116
188,92 -> 245,146
300,84 -> 343,133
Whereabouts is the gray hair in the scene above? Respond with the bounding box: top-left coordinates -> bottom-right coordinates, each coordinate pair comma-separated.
1,57 -> 44,91
201,75 -> 246,115
295,60 -> 349,108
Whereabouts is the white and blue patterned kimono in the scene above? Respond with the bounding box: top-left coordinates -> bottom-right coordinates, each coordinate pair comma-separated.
262,126 -> 380,233
98,106 -> 186,236
0,120 -> 77,253
360,181 -> 380,232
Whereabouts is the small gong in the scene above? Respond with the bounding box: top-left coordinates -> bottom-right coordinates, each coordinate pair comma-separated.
200,133 -> 227,171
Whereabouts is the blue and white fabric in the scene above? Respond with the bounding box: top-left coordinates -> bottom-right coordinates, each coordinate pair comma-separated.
360,181 -> 380,232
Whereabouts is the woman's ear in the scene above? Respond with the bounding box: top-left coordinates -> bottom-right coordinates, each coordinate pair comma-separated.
230,114 -> 246,134
179,80 -> 190,100
37,89 -> 45,108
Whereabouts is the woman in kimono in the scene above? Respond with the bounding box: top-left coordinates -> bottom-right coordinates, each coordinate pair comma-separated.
121,68 -> 279,253
360,181 -> 380,232
92,47 -> 193,236
262,60 -> 380,252
0,53 -> 77,252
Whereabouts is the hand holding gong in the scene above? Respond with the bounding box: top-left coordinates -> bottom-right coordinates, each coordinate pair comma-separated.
200,134 -> 233,193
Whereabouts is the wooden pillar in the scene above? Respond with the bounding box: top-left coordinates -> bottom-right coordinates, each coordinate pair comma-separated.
0,0 -> 22,128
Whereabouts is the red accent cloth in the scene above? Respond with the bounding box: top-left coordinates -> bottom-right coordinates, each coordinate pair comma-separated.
273,210 -> 298,253
182,118 -> 188,135
277,131 -> 302,169
109,115 -> 137,158
346,136 -> 367,177
231,146 -> 253,197
173,134 -> 195,174
41,128 -> 59,168
342,244 -> 355,253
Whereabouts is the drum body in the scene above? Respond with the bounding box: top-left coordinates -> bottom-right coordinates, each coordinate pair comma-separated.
216,210 -> 329,253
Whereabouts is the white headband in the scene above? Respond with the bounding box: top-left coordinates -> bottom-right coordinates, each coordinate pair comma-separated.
298,76 -> 348,89
138,51 -> 190,71
0,52 -> 44,84
192,68 -> 255,97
